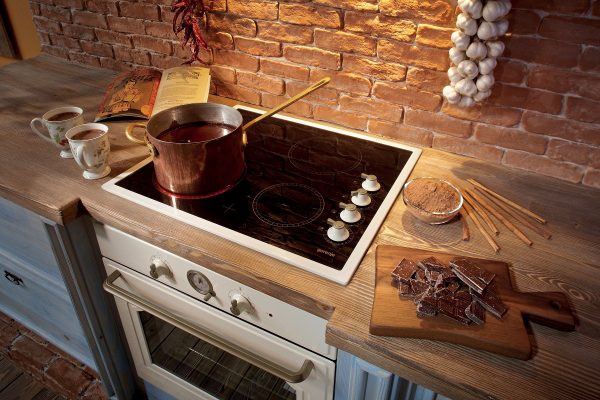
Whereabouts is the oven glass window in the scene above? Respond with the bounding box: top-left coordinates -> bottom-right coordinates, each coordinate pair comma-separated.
140,312 -> 296,400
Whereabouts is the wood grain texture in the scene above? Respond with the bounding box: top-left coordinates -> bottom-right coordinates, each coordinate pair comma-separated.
370,246 -> 575,359
1,55 -> 600,400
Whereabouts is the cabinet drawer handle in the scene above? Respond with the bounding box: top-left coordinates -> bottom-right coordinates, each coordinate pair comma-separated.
103,270 -> 314,383
4,271 -> 23,286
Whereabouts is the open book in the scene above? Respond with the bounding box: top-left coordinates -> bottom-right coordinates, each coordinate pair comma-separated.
95,66 -> 211,121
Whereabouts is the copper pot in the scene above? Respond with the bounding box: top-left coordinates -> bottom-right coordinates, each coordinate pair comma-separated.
125,78 -> 330,196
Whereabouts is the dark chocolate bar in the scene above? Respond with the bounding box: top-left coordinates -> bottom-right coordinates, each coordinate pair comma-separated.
471,285 -> 508,319
391,259 -> 419,284
398,283 -> 412,297
465,301 -> 486,325
450,257 -> 495,285
452,267 -> 487,294
418,256 -> 447,272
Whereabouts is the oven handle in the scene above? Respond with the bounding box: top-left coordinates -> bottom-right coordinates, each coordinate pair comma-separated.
104,270 -> 314,383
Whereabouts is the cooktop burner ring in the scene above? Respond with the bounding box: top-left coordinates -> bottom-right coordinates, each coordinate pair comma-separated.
288,137 -> 363,175
252,183 -> 325,228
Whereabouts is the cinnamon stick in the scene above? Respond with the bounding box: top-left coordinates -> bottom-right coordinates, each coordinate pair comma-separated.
466,188 -> 533,247
462,190 -> 499,235
462,202 -> 499,252
460,211 -> 470,241
467,179 -> 547,224
474,187 -> 552,239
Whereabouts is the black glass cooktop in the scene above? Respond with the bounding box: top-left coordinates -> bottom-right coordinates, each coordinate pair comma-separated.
115,109 -> 414,271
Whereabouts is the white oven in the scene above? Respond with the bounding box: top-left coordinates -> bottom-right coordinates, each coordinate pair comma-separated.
95,223 -> 336,400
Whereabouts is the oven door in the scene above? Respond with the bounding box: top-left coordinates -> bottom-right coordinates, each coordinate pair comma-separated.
103,259 -> 335,400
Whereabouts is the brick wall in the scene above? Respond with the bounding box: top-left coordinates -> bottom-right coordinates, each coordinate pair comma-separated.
29,0 -> 600,188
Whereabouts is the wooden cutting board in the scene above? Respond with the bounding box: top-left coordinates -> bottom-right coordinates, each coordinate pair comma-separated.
370,245 -> 576,359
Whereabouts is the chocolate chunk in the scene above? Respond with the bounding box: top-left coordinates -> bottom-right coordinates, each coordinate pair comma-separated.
434,288 -> 452,299
415,269 -> 427,281
398,283 -> 412,297
410,279 -> 430,298
416,302 -> 437,317
454,290 -> 473,303
450,257 -> 495,284
447,281 -> 461,293
391,259 -> 419,284
418,256 -> 447,272
426,269 -> 441,283
433,275 -> 446,291
465,301 -> 486,325
452,267 -> 488,294
471,285 -> 508,319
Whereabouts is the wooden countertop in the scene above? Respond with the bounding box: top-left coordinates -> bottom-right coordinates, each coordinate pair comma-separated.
1,55 -> 598,400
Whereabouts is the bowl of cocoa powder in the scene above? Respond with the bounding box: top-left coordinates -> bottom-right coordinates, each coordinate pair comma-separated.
402,178 -> 463,224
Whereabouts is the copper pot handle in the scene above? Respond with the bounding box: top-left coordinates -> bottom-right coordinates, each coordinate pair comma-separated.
125,123 -> 155,157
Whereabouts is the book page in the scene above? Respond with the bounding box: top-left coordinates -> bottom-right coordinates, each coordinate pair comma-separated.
151,66 -> 211,116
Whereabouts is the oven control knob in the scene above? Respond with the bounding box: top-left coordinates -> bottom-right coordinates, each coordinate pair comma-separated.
361,173 -> 381,192
351,188 -> 371,207
230,292 -> 252,316
327,218 -> 350,242
149,257 -> 173,280
339,202 -> 361,223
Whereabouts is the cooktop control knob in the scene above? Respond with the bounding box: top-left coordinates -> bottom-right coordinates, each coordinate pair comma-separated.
149,257 -> 173,280
230,292 -> 253,316
339,202 -> 361,223
361,173 -> 381,192
187,270 -> 215,301
327,218 -> 350,242
351,188 -> 372,206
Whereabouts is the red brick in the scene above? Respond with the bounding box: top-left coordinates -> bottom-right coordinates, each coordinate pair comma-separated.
279,4 -> 341,28
204,0 -> 227,12
54,0 -> 83,8
44,358 -> 95,398
107,15 -> 145,34
261,59 -> 309,80
415,24 -> 453,49
503,150 -> 584,183
215,82 -> 261,105
310,69 -> 372,96
119,1 -> 159,20
61,23 -> 95,40
208,14 -> 257,36
8,335 -> 54,372
144,21 -> 172,39
511,0 -> 590,14
30,2 -> 41,16
287,81 -> 338,105
261,93 -> 313,118
379,0 -> 453,25
522,111 -> 600,146
149,53 -> 184,69
433,135 -> 504,163
210,65 -> 236,83
229,0 -> 278,20
442,103 -> 522,127
406,109 -> 472,138
39,4 -> 72,23
132,35 -> 172,54
48,34 -> 81,50
339,94 -> 403,122
506,9 -> 541,35
343,54 -> 406,82
313,0 -> 378,11
0,312 -> 13,324
406,67 -> 447,93
284,45 -> 340,70
367,120 -> 433,147
95,29 -> 132,46
528,67 -> 600,102
580,46 -> 600,73
38,32 -> 51,45
502,36 -> 580,68
582,168 -> 600,189
594,1 -> 600,16
213,50 -> 259,71
378,40 -> 449,71
42,44 -> 70,59
205,32 -> 234,50
495,59 -> 527,84
345,12 -> 417,42
566,96 -> 600,124
539,16 -> 600,45
80,40 -> 114,57
0,321 -> 19,350
237,71 -> 285,95
235,36 -> 281,57
84,0 -> 118,14
547,139 -> 600,168
315,29 -> 376,56
257,21 -> 313,44
313,105 -> 368,130
81,379 -> 109,400
373,81 -> 442,111
72,10 -> 107,28
113,45 -> 149,65
159,4 -> 174,22
489,83 -> 563,114
33,16 -> 62,34
69,51 -> 101,67
475,124 -> 548,154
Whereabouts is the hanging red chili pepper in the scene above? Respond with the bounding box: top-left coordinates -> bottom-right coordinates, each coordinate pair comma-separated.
171,0 -> 208,64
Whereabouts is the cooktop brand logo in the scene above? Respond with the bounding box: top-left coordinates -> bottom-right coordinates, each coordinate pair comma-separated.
317,248 -> 335,258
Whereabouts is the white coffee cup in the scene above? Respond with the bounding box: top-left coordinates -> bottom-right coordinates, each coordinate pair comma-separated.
30,106 -> 85,158
66,123 -> 111,180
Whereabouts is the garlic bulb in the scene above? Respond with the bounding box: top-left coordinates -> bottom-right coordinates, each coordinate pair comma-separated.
456,13 -> 478,36
451,31 -> 471,51
478,57 -> 497,75
495,19 -> 509,36
466,41 -> 487,61
474,90 -> 492,102
455,78 -> 478,97
458,96 -> 475,108
449,47 -> 466,65
476,74 -> 495,91
443,86 -> 462,104
486,40 -> 505,57
457,60 -> 479,79
458,0 -> 483,19
483,0 -> 512,22
448,67 -> 463,85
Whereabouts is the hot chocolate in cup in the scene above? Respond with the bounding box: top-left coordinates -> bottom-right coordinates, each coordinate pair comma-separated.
66,123 -> 111,180
30,106 -> 84,158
